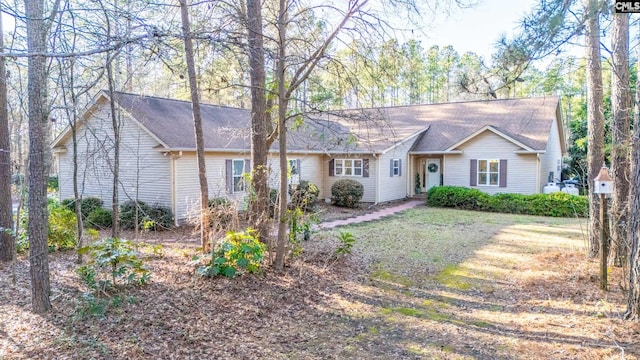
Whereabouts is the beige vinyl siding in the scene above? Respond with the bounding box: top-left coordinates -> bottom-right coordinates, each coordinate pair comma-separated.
323,155 -> 377,202
445,130 -> 538,195
173,153 -> 325,221
539,117 -> 563,190
57,101 -> 171,208
377,140 -> 416,203
281,154 -> 324,195
174,152 -> 249,221
298,155 -> 323,195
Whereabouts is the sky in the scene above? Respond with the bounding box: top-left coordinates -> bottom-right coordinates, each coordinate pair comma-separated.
419,0 -> 539,59
1,0 -> 565,62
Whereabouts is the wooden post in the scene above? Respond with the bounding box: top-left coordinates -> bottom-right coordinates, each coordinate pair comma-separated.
600,193 -> 609,291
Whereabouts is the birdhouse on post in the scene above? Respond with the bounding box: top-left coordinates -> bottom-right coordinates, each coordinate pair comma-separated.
593,165 -> 613,291
594,166 -> 613,194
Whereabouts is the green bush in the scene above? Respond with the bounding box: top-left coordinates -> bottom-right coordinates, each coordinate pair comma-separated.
47,200 -> 77,251
196,230 -> 266,278
119,200 -> 174,231
289,180 -> 319,211
62,197 -> 104,220
426,186 -> 490,211
119,200 -> 150,230
86,208 -> 113,229
426,186 -> 588,217
48,176 -> 59,191
145,204 -> 174,231
78,237 -> 150,291
331,179 -> 364,208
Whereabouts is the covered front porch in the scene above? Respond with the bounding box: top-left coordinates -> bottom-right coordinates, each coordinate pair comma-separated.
408,155 -> 443,196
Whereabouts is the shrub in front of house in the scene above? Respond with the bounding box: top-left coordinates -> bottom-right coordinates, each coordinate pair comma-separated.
48,200 -> 78,251
331,179 -> 364,208
86,208 -> 113,229
426,186 -> 588,217
524,192 -> 588,217
62,196 -> 104,220
119,200 -> 150,230
146,204 -> 174,231
120,200 -> 174,231
289,180 -> 320,211
208,197 -> 235,227
426,186 -> 490,211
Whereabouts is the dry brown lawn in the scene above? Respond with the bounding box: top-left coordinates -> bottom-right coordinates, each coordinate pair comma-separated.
1,205 -> 638,359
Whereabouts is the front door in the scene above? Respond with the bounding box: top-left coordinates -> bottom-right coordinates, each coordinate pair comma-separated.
425,159 -> 440,191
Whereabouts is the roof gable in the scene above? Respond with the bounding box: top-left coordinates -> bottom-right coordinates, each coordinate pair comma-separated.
445,125 -> 537,153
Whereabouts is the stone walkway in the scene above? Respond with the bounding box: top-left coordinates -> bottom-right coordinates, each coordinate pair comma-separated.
318,200 -> 424,229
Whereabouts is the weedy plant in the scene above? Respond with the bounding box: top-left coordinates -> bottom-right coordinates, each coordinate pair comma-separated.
195,230 -> 266,278
77,237 -> 150,293
335,231 -> 356,256
287,207 -> 319,259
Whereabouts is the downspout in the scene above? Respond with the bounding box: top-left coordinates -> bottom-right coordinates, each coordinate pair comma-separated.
373,153 -> 380,206
407,153 -> 412,197
170,151 -> 182,226
536,154 -> 541,194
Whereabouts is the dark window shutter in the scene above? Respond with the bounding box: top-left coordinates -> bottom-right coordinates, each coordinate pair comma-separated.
244,159 -> 251,173
399,159 -> 402,176
329,159 -> 334,177
363,159 -> 369,178
470,159 -> 477,186
499,159 -> 507,187
390,159 -> 394,177
225,159 -> 232,193
296,159 -> 301,178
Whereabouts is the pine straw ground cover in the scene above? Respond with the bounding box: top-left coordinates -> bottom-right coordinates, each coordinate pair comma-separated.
1,206 -> 639,359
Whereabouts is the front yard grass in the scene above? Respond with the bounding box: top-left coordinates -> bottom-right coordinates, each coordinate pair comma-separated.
2,207 -> 638,359
315,207 -> 637,359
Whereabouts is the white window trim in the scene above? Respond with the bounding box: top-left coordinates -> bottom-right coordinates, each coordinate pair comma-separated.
477,159 -> 500,186
232,159 -> 246,193
288,159 -> 300,184
392,158 -> 400,177
334,159 -> 363,177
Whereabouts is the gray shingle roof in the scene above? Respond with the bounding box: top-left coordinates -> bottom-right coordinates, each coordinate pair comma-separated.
62,92 -> 560,155
317,96 -> 561,153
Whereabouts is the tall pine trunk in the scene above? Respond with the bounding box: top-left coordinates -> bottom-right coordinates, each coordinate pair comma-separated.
0,2 -> 14,262
107,66 -> 120,238
275,0 -> 288,270
585,0 -> 605,258
245,0 -> 271,246
25,0 -> 51,313
610,12 -> 631,267
624,21 -> 640,321
179,0 -> 210,251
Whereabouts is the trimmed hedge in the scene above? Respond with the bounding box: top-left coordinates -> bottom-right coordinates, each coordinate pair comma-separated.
331,179 -> 364,208
426,186 -> 588,217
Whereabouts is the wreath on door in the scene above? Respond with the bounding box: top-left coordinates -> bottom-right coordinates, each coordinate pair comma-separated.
428,163 -> 438,173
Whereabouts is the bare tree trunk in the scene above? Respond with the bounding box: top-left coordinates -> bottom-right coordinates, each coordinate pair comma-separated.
25,0 -> 52,313
245,0 -> 271,245
610,11 -> 631,267
624,21 -> 640,320
0,2 -> 15,262
275,0 -> 288,270
107,65 -> 120,238
585,0 -> 605,258
179,0 -> 210,251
